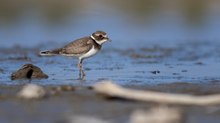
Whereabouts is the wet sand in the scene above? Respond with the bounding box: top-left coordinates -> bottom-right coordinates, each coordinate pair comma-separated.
1,83 -> 220,123
0,42 -> 220,123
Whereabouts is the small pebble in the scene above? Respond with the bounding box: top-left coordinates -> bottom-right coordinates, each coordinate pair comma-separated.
17,84 -> 46,99
49,85 -> 75,92
195,62 -> 204,65
181,70 -> 187,72
48,85 -> 75,95
57,85 -> 75,91
66,115 -> 111,123
172,73 -> 180,75
130,106 -> 183,123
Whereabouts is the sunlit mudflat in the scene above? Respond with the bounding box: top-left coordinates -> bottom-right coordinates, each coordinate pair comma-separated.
0,41 -> 220,86
1,0 -> 220,123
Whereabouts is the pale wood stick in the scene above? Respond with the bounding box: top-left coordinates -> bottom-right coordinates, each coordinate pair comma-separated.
93,81 -> 220,106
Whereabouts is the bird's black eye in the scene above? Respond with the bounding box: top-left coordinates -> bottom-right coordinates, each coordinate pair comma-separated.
98,35 -> 103,38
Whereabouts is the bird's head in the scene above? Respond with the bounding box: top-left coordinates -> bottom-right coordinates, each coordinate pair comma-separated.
91,31 -> 111,45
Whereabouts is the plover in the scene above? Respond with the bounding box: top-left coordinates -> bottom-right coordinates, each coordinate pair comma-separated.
39,31 -> 111,79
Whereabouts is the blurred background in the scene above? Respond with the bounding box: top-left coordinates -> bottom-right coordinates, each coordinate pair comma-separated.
0,0 -> 220,48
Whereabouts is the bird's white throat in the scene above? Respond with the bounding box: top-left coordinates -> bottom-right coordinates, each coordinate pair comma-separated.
90,35 -> 108,45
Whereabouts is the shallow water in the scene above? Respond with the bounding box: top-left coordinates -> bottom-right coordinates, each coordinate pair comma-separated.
0,0 -> 220,85
0,42 -> 220,86
0,0 -> 220,86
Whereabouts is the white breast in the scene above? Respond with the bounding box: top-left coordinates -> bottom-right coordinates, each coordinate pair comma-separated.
79,46 -> 99,59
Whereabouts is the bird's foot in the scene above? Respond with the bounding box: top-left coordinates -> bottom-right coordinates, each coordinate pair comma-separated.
81,70 -> 85,79
77,75 -> 85,80
77,64 -> 85,80
78,70 -> 85,80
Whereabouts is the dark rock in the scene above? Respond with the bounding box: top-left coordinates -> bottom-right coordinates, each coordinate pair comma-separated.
181,70 -> 188,72
11,64 -> 48,80
194,62 -> 204,65
172,73 -> 180,75
0,68 -> 4,74
150,70 -> 160,74
49,85 -> 75,92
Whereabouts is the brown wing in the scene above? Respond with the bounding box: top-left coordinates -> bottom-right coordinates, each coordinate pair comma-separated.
60,37 -> 93,56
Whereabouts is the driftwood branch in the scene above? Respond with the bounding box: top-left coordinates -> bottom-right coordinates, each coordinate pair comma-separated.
93,81 -> 220,106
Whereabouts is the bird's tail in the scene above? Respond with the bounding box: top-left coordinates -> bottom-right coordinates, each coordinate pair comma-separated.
39,48 -> 61,56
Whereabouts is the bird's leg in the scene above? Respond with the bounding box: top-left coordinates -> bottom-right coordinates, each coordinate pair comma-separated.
77,59 -> 85,79
81,67 -> 85,79
77,63 -> 81,78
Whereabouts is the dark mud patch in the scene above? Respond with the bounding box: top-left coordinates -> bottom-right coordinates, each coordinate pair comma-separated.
150,70 -> 160,74
0,68 -> 4,74
7,56 -> 32,61
117,47 -> 175,62
117,42 -> 220,62
153,82 -> 220,95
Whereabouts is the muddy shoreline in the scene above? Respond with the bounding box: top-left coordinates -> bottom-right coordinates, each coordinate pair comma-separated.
0,42 -> 220,123
1,82 -> 220,123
